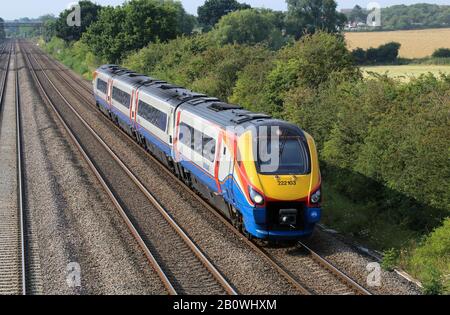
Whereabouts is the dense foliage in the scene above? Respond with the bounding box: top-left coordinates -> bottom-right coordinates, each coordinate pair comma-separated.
211,9 -> 285,50
82,0 -> 194,62
197,0 -> 251,30
40,37 -> 102,80
408,219 -> 450,294
285,0 -> 347,39
351,42 -> 401,65
54,0 -> 101,41
433,48 -> 450,58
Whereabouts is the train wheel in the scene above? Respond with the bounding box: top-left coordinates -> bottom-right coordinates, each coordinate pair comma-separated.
242,222 -> 253,241
231,207 -> 253,240
230,207 -> 240,230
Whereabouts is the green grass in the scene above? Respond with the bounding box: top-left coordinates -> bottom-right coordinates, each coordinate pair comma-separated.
322,182 -> 450,294
362,65 -> 450,81
321,183 -> 419,250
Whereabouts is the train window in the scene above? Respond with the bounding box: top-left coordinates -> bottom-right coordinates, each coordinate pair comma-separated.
138,100 -> 167,132
179,122 -> 216,163
97,79 -> 108,94
202,135 -> 216,163
112,87 -> 131,109
193,129 -> 203,155
179,123 -> 194,148
257,135 -> 310,175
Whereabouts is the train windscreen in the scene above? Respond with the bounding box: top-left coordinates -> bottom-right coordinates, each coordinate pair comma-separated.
256,128 -> 310,175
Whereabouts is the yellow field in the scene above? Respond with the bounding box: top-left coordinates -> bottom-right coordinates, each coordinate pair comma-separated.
361,65 -> 450,81
345,28 -> 450,59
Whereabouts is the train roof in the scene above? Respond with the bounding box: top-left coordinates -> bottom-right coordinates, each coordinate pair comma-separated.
96,65 -> 300,131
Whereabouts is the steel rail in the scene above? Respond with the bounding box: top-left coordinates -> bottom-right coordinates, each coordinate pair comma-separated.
33,44 -> 314,296
298,241 -> 372,295
24,42 -> 237,296
15,42 -> 27,296
0,41 -> 11,108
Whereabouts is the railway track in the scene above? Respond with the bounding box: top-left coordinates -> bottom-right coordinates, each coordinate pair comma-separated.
30,42 -> 372,295
21,41 -> 237,296
0,41 -> 27,295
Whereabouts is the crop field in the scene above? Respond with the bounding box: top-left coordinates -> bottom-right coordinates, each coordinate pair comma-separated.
345,28 -> 450,58
362,65 -> 450,81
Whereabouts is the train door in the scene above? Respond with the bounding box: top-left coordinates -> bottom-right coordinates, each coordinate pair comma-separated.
107,79 -> 113,108
218,132 -> 235,204
130,89 -> 137,125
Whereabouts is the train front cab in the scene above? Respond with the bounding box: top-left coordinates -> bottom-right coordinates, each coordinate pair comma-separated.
230,125 -> 322,240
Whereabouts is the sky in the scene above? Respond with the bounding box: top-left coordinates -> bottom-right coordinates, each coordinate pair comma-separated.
1,0 -> 450,20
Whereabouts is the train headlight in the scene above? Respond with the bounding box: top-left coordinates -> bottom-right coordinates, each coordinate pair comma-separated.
249,187 -> 264,205
310,189 -> 321,204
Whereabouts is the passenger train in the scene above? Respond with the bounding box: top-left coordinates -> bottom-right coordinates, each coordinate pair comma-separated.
93,65 -> 322,240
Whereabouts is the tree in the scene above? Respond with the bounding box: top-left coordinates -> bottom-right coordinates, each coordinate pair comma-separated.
83,0 -> 184,63
0,18 -> 5,40
376,42 -> 401,63
285,0 -> 347,39
198,0 -> 251,30
433,48 -> 450,58
55,0 -> 102,41
212,9 -> 285,49
349,5 -> 367,23
231,32 -> 359,116
351,48 -> 366,64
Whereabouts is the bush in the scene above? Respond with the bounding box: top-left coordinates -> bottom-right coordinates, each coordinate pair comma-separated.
54,0 -> 102,42
41,37 -> 103,80
432,48 -> 450,58
123,35 -> 273,102
382,249 -> 399,271
408,218 -> 450,294
376,42 -> 401,63
422,267 -> 444,295
352,42 -> 401,64
231,32 -> 360,117
351,48 -> 366,64
212,8 -> 286,50
82,0 -> 191,62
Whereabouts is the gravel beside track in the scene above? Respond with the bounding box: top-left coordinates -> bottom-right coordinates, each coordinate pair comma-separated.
17,40 -> 166,295
304,229 -> 422,295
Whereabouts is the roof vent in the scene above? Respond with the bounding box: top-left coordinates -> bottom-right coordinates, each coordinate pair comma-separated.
177,92 -> 206,100
209,102 -> 243,112
231,113 -> 271,124
189,97 -> 220,106
143,80 -> 166,86
160,84 -> 182,90
126,73 -> 144,77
